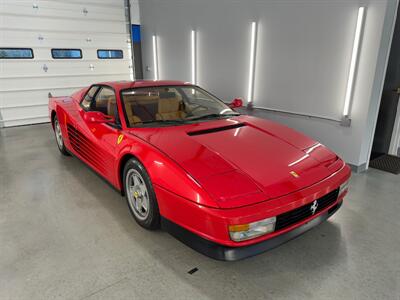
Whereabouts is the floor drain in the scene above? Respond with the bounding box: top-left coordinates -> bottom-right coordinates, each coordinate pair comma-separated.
188,267 -> 198,274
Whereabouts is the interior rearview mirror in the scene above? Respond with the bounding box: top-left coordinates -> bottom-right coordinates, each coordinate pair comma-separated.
84,111 -> 115,124
229,98 -> 243,108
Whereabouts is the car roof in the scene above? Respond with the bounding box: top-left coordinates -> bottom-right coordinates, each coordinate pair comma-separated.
96,80 -> 193,91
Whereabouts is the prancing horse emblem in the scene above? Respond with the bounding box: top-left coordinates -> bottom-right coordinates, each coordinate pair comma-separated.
310,200 -> 318,215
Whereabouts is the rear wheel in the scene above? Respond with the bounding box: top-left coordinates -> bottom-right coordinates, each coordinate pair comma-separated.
53,116 -> 69,156
123,158 -> 160,229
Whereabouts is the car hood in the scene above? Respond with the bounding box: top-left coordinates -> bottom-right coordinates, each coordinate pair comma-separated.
129,116 -> 341,208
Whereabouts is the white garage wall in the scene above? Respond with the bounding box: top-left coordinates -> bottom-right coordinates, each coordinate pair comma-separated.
0,0 -> 133,127
130,0 -> 141,24
139,0 -> 398,169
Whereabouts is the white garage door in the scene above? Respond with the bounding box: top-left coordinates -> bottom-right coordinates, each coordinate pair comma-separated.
0,0 -> 133,127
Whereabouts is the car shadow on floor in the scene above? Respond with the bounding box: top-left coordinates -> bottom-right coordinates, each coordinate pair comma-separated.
59,147 -> 347,299
148,221 -> 345,299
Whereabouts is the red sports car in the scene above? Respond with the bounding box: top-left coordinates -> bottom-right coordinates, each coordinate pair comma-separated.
49,80 -> 350,260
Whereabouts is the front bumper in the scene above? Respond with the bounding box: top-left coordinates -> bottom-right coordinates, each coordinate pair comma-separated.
162,200 -> 342,261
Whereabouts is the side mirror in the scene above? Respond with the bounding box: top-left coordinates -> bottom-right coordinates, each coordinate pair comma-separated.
84,111 -> 115,124
229,98 -> 243,108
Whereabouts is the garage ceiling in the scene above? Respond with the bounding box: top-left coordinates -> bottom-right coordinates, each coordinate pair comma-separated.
0,0 -> 133,127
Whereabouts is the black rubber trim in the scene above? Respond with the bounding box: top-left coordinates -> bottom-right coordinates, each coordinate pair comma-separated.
187,123 -> 245,136
161,200 -> 342,261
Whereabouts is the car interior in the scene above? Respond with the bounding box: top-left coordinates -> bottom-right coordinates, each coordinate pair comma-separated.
123,88 -> 187,124
91,88 -> 119,121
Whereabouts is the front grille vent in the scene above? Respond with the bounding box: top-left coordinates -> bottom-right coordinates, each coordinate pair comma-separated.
275,188 -> 339,231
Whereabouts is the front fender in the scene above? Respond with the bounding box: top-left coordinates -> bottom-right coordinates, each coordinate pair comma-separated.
116,136 -> 220,208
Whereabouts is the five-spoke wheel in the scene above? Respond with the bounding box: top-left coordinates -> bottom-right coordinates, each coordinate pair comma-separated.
53,115 -> 69,155
123,158 -> 160,229
126,169 -> 150,221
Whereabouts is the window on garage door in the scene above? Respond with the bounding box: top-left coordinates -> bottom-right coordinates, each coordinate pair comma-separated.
51,48 -> 82,59
97,49 -> 123,59
0,48 -> 33,59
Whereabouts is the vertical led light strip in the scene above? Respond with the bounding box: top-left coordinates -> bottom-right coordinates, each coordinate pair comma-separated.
191,30 -> 197,84
128,47 -> 134,81
343,7 -> 365,117
152,35 -> 159,80
247,21 -> 257,103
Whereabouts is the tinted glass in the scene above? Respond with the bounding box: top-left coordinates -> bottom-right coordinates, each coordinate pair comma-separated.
81,86 -> 99,110
92,87 -> 117,118
121,85 -> 238,127
52,49 -> 82,59
0,48 -> 33,59
97,49 -> 123,59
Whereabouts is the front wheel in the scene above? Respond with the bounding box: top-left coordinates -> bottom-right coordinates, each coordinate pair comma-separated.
53,116 -> 69,156
123,158 -> 160,229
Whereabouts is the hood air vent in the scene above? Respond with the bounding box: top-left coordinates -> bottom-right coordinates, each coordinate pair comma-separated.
187,123 -> 245,136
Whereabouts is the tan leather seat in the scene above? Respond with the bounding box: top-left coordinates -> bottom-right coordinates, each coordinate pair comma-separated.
156,98 -> 186,120
106,96 -> 117,117
124,101 -> 142,124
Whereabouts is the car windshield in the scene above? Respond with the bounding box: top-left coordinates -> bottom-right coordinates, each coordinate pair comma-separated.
120,85 -> 239,127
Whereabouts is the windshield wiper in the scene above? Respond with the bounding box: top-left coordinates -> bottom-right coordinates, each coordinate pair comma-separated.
186,113 -> 240,121
132,119 -> 185,125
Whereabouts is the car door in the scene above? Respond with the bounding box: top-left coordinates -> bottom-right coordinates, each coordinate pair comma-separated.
73,85 -> 122,184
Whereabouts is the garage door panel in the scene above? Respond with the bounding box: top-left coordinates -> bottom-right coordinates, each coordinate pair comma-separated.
1,117 -> 50,128
1,29 -> 129,47
1,88 -> 86,108
1,9 -> 124,23
1,106 -> 48,121
2,3 -> 124,22
3,0 -> 125,13
1,74 -> 131,92
0,0 -> 132,127
2,59 -> 132,76
40,0 -> 125,8
0,107 -> 49,128
1,30 -> 130,49
2,35 -> 131,50
0,85 -> 87,94
0,71 -> 129,127
3,15 -> 126,33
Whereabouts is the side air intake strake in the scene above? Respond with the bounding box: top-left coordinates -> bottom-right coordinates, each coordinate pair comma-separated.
67,124 -> 109,174
187,123 -> 245,136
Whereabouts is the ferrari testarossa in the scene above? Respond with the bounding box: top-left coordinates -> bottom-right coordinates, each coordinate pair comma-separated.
49,80 -> 351,260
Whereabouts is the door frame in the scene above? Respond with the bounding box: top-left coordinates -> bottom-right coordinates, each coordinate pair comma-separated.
389,94 -> 400,155
366,0 -> 400,169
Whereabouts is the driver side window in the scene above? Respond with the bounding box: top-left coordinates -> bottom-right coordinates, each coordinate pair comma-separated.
92,87 -> 119,121
81,86 -> 98,110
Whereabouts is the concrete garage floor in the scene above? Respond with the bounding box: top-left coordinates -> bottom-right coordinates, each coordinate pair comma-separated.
1,124 -> 399,300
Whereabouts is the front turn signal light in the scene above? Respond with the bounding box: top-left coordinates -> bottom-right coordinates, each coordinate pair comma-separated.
339,180 -> 349,196
229,216 -> 276,242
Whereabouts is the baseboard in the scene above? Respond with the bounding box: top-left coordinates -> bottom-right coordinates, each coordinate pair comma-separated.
348,163 -> 367,173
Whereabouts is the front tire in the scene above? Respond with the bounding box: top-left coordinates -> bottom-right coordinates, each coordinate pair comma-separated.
123,158 -> 160,229
53,116 -> 69,156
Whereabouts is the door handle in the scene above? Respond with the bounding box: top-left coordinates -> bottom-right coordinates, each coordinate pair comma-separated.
392,87 -> 400,94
